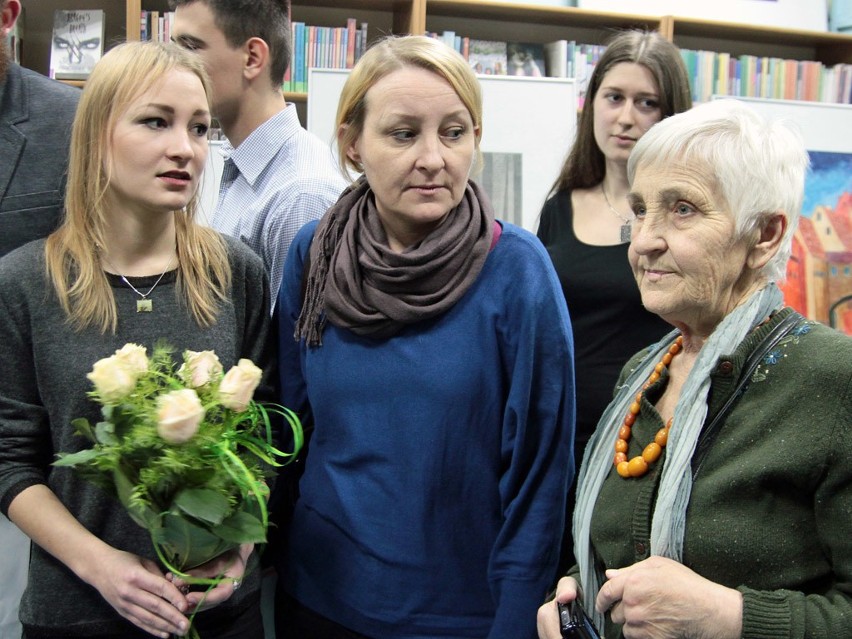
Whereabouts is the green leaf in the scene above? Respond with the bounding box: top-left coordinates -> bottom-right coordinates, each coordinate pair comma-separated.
215,510 -> 267,544
153,513 -> 236,570
114,467 -> 159,529
95,421 -> 118,446
53,448 -> 100,467
173,488 -> 231,526
183,465 -> 217,485
71,418 -> 97,443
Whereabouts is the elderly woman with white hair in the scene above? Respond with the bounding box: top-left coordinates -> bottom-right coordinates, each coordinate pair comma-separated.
537,98 -> 852,639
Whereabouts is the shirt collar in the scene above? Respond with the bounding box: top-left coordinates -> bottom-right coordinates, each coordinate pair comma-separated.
219,104 -> 302,186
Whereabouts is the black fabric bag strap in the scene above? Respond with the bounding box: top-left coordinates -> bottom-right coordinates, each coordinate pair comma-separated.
691,310 -> 804,478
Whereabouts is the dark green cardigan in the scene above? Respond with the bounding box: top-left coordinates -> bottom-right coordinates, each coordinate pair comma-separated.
571,309 -> 852,639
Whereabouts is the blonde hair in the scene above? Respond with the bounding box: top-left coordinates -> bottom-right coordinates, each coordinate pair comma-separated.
45,41 -> 231,333
335,35 -> 483,178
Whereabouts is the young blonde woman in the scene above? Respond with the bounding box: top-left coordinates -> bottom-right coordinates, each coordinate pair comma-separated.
0,42 -> 272,639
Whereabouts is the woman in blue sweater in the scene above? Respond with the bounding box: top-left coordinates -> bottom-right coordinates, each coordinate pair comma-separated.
274,35 -> 576,639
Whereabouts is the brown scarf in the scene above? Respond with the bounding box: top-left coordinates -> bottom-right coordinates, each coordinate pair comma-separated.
296,177 -> 495,345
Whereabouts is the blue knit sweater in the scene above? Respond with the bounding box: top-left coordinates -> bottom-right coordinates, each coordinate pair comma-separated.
276,220 -> 576,639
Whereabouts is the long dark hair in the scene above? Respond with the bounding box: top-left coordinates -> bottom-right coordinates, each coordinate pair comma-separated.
549,30 -> 692,196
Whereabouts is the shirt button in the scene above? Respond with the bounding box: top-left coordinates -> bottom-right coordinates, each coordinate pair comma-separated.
635,542 -> 646,555
718,361 -> 734,375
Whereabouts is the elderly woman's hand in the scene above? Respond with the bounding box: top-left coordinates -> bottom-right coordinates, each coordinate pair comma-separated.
597,556 -> 742,639
536,576 -> 580,639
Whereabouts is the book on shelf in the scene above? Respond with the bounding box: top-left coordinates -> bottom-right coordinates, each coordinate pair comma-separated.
49,9 -> 105,80
544,39 -> 570,78
284,19 -> 367,93
468,39 -> 507,75
679,48 -> 852,104
140,11 -> 176,43
346,18 -> 356,68
542,39 -> 607,107
506,42 -> 545,77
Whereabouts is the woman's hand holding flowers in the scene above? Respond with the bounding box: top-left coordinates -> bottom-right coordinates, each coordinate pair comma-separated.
55,343 -> 303,636
169,542 -> 254,612
88,545 -> 190,638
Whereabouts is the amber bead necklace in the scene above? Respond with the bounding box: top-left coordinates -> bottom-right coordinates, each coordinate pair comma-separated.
614,335 -> 684,479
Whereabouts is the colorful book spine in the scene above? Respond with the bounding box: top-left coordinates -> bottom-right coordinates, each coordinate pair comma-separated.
294,21 -> 305,93
346,18 -> 356,68
680,47 -> 852,103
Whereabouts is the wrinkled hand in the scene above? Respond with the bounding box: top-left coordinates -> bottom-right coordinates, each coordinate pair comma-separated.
170,543 -> 253,612
89,548 -> 190,638
596,556 -> 742,639
537,576 -> 580,639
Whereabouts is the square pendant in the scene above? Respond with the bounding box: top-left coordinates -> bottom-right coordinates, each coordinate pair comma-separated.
136,299 -> 153,313
620,223 -> 632,244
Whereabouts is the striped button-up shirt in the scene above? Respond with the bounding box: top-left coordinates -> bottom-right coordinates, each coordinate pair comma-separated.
213,105 -> 348,311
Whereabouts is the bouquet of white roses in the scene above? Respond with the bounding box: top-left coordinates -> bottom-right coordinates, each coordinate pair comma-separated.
55,343 -> 302,585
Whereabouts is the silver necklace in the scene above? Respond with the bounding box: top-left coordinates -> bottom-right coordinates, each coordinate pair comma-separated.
601,184 -> 633,243
101,253 -> 175,313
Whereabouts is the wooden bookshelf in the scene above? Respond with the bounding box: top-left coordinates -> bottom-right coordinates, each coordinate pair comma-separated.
22,0 -> 852,100
669,15 -> 852,66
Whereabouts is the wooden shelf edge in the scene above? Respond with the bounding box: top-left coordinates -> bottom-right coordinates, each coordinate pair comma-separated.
668,14 -> 852,44
425,0 -> 664,28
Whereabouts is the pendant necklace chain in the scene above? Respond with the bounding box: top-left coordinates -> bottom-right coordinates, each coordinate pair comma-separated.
601,184 -> 633,243
101,252 -> 175,313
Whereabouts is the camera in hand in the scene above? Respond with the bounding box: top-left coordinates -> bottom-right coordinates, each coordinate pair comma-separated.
557,599 -> 600,639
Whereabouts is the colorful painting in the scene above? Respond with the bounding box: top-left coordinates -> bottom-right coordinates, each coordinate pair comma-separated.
781,151 -> 852,334
711,97 -> 852,334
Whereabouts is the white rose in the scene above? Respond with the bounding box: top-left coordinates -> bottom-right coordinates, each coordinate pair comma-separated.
179,350 -> 223,388
156,389 -> 204,444
113,343 -> 149,377
219,359 -> 262,413
87,355 -> 138,404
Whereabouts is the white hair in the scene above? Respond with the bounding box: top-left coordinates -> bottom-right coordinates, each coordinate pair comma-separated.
627,98 -> 809,281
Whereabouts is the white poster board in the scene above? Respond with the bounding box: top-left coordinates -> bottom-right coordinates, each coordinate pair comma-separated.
577,0 -> 828,32
712,95 -> 852,153
307,68 -> 577,231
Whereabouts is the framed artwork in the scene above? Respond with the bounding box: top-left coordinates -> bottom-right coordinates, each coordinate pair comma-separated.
307,68 -> 577,231
714,96 -> 852,333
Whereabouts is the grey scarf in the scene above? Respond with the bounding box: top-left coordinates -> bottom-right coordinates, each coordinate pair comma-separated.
573,283 -> 784,632
296,178 -> 495,345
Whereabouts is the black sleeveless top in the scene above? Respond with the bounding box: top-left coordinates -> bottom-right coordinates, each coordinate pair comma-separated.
537,189 -> 671,453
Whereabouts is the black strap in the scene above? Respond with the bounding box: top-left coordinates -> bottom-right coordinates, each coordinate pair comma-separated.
691,311 -> 804,478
